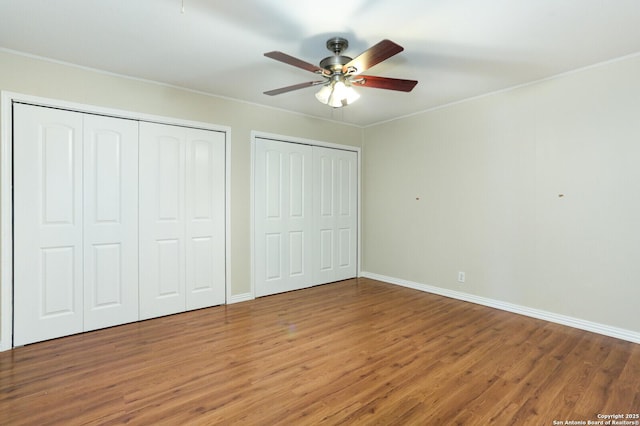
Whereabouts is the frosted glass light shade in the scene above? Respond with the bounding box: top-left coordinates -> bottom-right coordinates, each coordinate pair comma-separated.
315,85 -> 332,104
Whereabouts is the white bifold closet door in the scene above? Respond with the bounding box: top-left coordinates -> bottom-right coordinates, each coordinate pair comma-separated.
254,138 -> 357,297
312,146 -> 358,285
139,122 -> 226,320
83,115 -> 139,331
13,104 -> 139,346
254,139 -> 314,296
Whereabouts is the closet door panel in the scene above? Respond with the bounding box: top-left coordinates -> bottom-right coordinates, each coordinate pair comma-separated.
83,115 -> 139,331
13,104 -> 84,346
316,152 -> 335,280
312,147 -> 358,284
336,154 -> 357,276
185,129 -> 226,310
255,139 -> 313,297
139,122 -> 187,320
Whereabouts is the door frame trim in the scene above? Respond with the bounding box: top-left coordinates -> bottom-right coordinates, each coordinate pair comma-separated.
0,91 -> 232,351
250,131 -> 362,300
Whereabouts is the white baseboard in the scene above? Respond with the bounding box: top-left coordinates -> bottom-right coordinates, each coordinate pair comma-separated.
227,292 -> 254,304
360,271 -> 640,344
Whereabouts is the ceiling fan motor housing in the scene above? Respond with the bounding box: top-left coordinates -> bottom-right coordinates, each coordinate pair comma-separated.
320,37 -> 353,73
320,55 -> 352,73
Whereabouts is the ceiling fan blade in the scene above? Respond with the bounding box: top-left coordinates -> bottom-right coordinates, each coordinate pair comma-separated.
353,75 -> 418,92
264,81 -> 326,96
343,40 -> 404,75
264,51 -> 326,74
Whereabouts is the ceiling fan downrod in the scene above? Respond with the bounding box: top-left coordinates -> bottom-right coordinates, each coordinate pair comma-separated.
326,37 -> 348,55
320,37 -> 353,74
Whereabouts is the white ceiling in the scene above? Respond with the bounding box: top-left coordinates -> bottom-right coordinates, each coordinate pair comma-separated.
2,0 -> 640,127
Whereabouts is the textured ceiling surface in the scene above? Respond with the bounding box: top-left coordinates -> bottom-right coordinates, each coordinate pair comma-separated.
1,0 -> 640,126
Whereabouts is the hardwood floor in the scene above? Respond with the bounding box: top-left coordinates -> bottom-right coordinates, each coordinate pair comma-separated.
1,278 -> 638,425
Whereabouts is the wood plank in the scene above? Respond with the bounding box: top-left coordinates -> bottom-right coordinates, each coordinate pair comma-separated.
1,278 -> 638,425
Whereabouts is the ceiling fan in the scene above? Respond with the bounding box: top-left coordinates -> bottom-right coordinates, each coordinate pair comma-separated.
264,37 -> 418,108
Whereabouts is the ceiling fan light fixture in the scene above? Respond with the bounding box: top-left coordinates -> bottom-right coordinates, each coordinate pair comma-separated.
315,78 -> 360,108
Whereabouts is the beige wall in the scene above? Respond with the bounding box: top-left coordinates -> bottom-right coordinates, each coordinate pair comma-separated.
0,50 -> 363,300
362,54 -> 640,333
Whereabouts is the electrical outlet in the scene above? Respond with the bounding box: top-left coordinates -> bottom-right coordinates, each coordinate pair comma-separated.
457,271 -> 465,283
